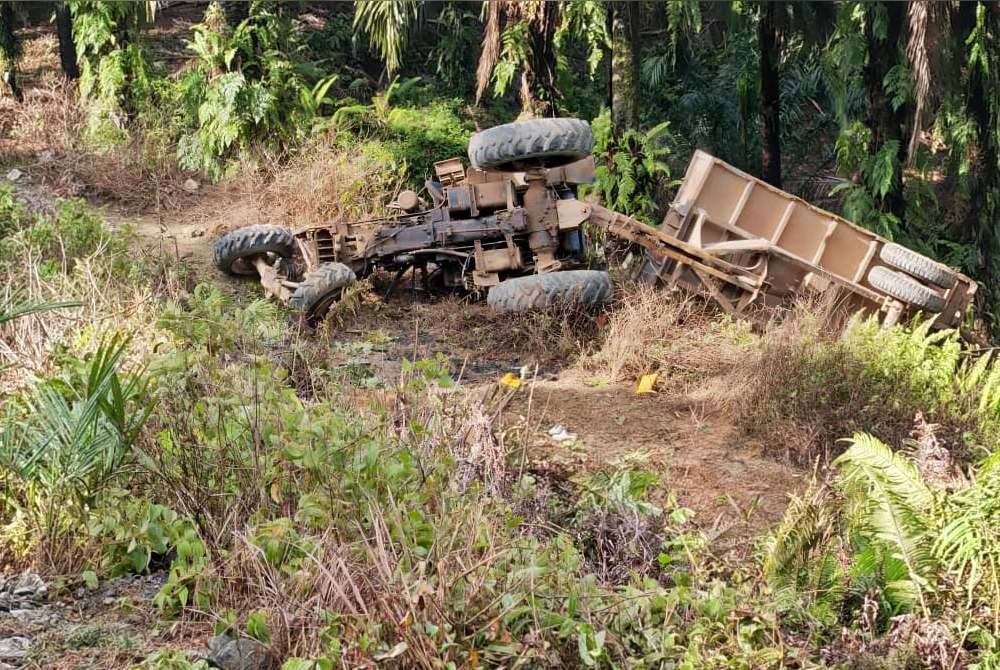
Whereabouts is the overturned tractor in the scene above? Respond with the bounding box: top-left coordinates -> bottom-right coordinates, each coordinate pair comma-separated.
214,118 -> 975,329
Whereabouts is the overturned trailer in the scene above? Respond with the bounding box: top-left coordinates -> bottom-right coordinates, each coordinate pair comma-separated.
603,151 -> 975,329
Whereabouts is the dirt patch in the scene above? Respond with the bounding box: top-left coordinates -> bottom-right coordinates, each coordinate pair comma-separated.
503,371 -> 805,536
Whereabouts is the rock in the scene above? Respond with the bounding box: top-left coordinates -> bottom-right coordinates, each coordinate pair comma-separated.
207,634 -> 270,670
4,169 -> 22,182
8,571 -> 45,598
10,608 -> 55,625
0,637 -> 30,661
183,178 -> 200,193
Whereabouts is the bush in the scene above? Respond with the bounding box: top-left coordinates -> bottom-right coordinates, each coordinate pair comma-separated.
176,2 -> 333,180
0,186 -> 29,239
0,198 -> 131,277
732,309 -> 990,463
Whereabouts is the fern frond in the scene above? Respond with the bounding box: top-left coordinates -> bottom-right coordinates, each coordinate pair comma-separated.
834,433 -> 937,613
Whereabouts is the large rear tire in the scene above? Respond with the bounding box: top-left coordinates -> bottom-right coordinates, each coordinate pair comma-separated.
879,243 -> 957,289
867,266 -> 945,313
487,270 -> 612,313
213,225 -> 295,276
468,118 -> 594,171
289,262 -> 356,320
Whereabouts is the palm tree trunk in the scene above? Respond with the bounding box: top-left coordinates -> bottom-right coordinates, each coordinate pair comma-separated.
0,2 -> 21,102
758,1 -> 781,187
863,0 -> 909,222
521,1 -> 560,117
964,2 -> 1000,328
56,2 -> 79,80
611,0 -> 640,137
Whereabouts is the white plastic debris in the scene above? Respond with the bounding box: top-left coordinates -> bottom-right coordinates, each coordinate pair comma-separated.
548,424 -> 577,443
5,169 -> 22,182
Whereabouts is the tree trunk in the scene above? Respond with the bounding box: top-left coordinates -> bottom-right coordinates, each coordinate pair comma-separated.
56,2 -> 79,80
863,1 -> 909,222
964,2 -> 1000,330
521,1 -> 560,117
0,2 -> 21,102
611,0 -> 640,137
758,1 -> 782,187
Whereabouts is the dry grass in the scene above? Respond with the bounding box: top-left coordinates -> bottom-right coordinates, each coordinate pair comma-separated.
582,282 -> 749,389
1,76 -> 185,212
241,133 -> 407,229
0,80 -> 83,161
0,247 -> 180,392
720,293 -> 934,464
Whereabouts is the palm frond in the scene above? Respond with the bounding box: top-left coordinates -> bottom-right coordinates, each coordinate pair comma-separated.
354,0 -> 419,75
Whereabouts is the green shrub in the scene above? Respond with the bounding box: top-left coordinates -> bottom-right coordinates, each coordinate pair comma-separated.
0,336 -> 150,567
581,109 -> 674,225
0,186 -> 29,239
332,80 -> 471,185
71,2 -> 156,150
0,199 -> 131,277
176,1 -> 333,180
737,313 -> 987,461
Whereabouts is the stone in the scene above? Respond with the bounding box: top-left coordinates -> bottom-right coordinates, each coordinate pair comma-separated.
4,169 -> 22,182
10,608 -> 54,625
9,571 -> 45,598
0,637 -> 30,661
207,634 -> 270,670
183,178 -> 200,193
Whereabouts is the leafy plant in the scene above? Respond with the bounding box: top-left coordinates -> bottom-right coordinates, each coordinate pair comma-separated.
582,109 -> 675,224
69,0 -> 157,148
0,335 -> 151,565
176,1 -> 326,180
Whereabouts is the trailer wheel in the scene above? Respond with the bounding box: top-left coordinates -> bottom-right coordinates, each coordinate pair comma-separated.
289,262 -> 356,320
487,270 -> 612,312
867,266 -> 945,313
213,225 -> 295,276
879,243 -> 957,289
468,118 -> 594,171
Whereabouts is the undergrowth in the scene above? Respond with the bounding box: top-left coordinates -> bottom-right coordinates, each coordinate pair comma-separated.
2,188 -> 1000,667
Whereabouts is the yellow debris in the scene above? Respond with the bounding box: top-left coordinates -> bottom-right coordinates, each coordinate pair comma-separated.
500,372 -> 523,388
636,372 -> 658,394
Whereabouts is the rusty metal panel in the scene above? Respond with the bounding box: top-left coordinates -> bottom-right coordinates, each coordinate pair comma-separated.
556,199 -> 591,230
546,156 -> 596,185
446,187 -> 472,212
434,158 -> 465,186
473,181 -> 507,209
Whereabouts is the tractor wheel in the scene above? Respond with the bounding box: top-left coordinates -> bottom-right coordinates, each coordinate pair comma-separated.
213,225 -> 295,276
879,243 -> 957,289
288,262 -> 356,320
487,270 -> 612,312
867,266 -> 945,313
468,118 -> 594,171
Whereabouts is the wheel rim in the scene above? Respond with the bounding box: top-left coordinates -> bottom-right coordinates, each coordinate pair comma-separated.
307,289 -> 343,320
